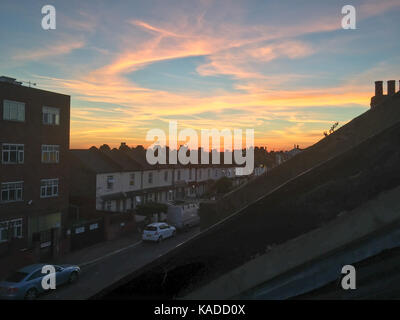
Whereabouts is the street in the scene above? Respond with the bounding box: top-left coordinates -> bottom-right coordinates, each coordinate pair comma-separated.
40,227 -> 200,300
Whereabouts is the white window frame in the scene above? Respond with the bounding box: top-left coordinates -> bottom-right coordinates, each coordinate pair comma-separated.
42,106 -> 60,125
107,175 -> 114,190
40,178 -> 59,198
1,181 -> 23,203
3,100 -> 25,122
41,145 -> 60,163
0,219 -> 23,242
129,173 -> 135,186
106,200 -> 112,211
2,144 -> 24,164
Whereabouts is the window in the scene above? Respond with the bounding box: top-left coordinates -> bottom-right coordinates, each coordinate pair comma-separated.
75,227 -> 85,234
107,176 -> 114,190
41,145 -> 59,163
11,219 -> 22,238
55,266 -> 63,272
1,182 -> 23,202
208,169 -> 211,178
148,172 -> 153,184
27,270 -> 43,281
2,144 -> 24,164
0,219 -> 22,242
177,170 -> 181,180
90,223 -> 99,230
164,171 -> 168,182
189,169 -> 192,180
106,200 -> 112,211
3,100 -> 25,122
42,106 -> 60,125
40,179 -> 59,198
129,173 -> 135,186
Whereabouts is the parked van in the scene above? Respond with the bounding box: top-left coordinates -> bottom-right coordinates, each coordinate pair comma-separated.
167,201 -> 200,231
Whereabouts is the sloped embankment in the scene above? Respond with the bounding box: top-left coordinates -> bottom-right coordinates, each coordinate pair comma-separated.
200,92 -> 400,229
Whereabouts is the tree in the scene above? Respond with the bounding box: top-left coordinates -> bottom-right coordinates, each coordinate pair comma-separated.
329,122 -> 339,134
119,142 -> 131,151
134,145 -> 145,152
99,144 -> 111,152
323,122 -> 339,137
211,177 -> 233,195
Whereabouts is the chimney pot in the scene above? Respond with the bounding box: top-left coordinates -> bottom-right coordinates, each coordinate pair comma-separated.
375,81 -> 383,96
388,80 -> 396,96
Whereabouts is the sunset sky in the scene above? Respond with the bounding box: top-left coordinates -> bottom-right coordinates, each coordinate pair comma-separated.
1,0 -> 400,150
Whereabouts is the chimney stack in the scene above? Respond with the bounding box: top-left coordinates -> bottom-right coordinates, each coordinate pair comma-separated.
388,80 -> 396,96
375,81 -> 383,96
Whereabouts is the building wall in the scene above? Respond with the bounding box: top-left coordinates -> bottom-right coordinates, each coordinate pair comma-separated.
121,170 -> 142,191
84,161 -> 247,214
142,168 -> 173,190
0,82 -> 70,250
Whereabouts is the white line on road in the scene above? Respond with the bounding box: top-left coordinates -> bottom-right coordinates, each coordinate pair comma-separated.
79,240 -> 143,268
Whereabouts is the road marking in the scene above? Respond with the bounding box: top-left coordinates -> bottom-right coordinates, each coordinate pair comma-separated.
79,240 -> 143,268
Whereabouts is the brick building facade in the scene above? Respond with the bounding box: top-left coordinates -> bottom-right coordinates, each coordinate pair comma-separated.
0,76 -> 70,262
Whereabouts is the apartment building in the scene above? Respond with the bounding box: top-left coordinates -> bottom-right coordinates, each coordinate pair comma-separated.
0,76 -> 70,259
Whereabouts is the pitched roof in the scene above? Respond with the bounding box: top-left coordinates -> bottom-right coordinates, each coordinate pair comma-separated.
70,148 -> 121,173
100,148 -> 143,171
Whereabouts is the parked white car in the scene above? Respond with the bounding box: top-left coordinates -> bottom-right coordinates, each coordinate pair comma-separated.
142,222 -> 176,242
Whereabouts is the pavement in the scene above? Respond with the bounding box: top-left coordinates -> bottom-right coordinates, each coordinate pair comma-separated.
40,227 -> 200,300
51,232 -> 143,268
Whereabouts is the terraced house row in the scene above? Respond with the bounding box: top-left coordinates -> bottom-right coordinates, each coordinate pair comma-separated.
69,145 -> 262,216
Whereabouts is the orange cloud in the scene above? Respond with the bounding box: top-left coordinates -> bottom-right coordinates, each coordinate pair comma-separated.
29,4 -> 393,150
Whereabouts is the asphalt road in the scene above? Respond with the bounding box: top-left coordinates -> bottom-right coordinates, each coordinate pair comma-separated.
40,227 -> 200,300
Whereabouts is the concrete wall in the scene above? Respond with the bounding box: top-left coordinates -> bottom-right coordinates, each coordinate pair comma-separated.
185,185 -> 400,299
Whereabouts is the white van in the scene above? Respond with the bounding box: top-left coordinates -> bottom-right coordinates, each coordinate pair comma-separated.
167,201 -> 200,231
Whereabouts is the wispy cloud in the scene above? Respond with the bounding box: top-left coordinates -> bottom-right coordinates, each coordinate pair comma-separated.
3,0 -> 398,150
13,40 -> 85,61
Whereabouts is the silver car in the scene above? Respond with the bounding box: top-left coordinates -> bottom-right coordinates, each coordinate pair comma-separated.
0,263 -> 80,300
